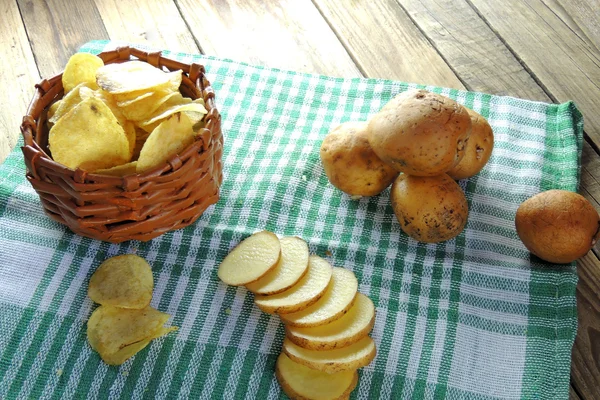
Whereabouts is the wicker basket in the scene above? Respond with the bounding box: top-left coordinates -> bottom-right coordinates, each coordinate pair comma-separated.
20,46 -> 223,243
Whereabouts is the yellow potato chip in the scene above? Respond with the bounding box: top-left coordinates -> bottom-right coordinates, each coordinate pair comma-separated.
94,161 -> 138,177
62,53 -> 103,93
141,102 -> 207,127
112,70 -> 182,103
87,305 -> 172,356
48,97 -> 130,171
136,113 -> 195,173
47,100 -> 61,121
96,61 -> 180,94
88,254 -> 153,308
97,324 -> 178,365
100,338 -> 151,366
49,82 -> 92,124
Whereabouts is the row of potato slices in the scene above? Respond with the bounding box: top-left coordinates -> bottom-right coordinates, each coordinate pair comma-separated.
217,231 -> 377,400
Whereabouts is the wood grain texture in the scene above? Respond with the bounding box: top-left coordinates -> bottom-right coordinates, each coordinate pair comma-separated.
395,0 -> 549,101
177,0 -> 361,77
571,251 -> 600,399
313,0 -> 463,88
0,0 -> 39,163
95,0 -> 199,53
570,384 -> 582,400
552,0 -> 600,53
17,0 -> 108,78
468,0 -> 600,150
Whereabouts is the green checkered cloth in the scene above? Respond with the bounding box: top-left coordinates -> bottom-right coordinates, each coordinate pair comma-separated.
0,40 -> 583,399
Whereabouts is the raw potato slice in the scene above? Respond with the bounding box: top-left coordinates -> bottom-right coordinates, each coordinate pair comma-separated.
280,267 -> 358,327
245,236 -> 309,295
254,255 -> 333,314
88,254 -> 153,308
286,292 -> 375,350
87,305 -> 172,356
276,353 -> 358,400
217,231 -> 281,286
282,336 -> 377,374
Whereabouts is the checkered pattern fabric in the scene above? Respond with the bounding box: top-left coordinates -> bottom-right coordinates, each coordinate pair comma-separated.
0,40 -> 583,399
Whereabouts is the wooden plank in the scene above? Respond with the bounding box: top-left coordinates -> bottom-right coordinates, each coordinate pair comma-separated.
468,0 -> 600,150
94,0 -> 200,53
0,0 -> 40,163
551,0 -> 600,53
17,0 -> 108,78
176,0 -> 362,77
313,0 -> 464,88
571,251 -> 600,399
570,384 -> 582,400
394,0 -> 549,101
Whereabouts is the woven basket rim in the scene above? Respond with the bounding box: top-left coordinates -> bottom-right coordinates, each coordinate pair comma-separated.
21,45 -> 219,185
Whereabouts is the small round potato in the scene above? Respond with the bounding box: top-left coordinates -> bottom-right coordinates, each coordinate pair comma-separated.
515,190 -> 600,263
367,89 -> 472,176
447,108 -> 494,180
320,121 -> 399,196
390,173 -> 469,243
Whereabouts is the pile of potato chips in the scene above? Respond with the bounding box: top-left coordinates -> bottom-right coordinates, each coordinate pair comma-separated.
87,254 -> 177,365
47,53 -> 208,176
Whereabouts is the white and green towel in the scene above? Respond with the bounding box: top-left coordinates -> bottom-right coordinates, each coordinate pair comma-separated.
0,40 -> 583,399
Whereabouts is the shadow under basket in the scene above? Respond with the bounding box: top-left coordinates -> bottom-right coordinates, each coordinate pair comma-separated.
20,46 -> 224,243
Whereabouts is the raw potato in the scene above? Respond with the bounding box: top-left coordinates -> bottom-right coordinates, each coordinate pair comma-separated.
286,292 -> 375,350
276,353 -> 358,400
515,189 -> 600,263
254,255 -> 333,314
88,254 -> 153,309
246,236 -> 309,295
280,267 -> 358,327
217,231 -> 281,286
282,336 -> 376,374
447,108 -> 494,180
320,121 -> 399,196
390,173 -> 468,243
367,89 -> 472,176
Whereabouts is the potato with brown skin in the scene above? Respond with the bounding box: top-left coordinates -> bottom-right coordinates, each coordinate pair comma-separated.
320,121 -> 399,196
367,89 -> 472,176
447,108 -> 494,180
515,190 -> 600,263
390,173 -> 469,243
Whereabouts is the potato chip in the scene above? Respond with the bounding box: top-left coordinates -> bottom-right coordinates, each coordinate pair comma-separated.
62,53 -> 103,93
47,100 -> 61,121
112,70 -> 182,103
48,82 -> 92,124
88,254 -> 153,308
87,305 -> 172,356
49,97 -> 130,171
94,161 -> 138,177
136,113 -> 194,173
100,338 -> 152,365
140,102 -> 207,127
97,61 -> 179,94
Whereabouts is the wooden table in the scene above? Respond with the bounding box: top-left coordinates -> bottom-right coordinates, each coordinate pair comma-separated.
2,1 -> 599,398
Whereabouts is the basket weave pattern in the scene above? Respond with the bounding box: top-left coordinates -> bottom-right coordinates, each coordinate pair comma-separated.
20,47 -> 223,243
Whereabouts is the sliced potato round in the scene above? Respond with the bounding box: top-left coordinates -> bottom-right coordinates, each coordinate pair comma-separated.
254,255 -> 333,314
276,353 -> 358,400
217,231 -> 281,286
245,236 -> 309,295
282,336 -> 376,374
280,267 -> 358,327
87,305 -> 172,356
88,254 -> 153,309
286,292 -> 375,350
